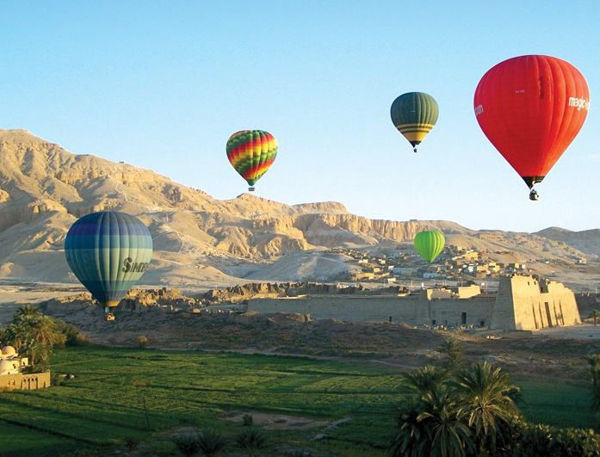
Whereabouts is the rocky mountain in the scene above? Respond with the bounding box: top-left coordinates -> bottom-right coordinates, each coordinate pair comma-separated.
535,227 -> 600,257
0,129 -> 596,287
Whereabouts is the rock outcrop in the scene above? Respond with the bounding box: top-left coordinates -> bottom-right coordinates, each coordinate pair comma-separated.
0,129 -> 594,285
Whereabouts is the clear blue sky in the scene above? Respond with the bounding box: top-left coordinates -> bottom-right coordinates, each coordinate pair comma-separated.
1,1 -> 598,232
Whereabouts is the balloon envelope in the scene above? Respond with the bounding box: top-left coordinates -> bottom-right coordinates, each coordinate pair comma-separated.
414,230 -> 445,263
65,211 -> 153,308
226,130 -> 277,189
390,92 -> 439,151
474,55 -> 590,189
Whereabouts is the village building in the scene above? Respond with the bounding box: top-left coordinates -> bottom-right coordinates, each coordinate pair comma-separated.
0,346 -> 51,391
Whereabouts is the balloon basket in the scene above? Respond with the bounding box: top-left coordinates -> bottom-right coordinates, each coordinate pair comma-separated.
248,186 -> 255,192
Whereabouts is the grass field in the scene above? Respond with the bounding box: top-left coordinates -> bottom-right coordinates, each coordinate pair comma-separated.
0,347 -> 597,456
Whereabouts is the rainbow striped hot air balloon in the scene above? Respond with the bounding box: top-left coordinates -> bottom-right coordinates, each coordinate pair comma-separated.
390,92 -> 439,153
64,211 -> 153,321
226,130 -> 277,191
414,230 -> 445,263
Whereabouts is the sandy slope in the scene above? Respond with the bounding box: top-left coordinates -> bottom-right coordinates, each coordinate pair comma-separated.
0,129 -> 597,287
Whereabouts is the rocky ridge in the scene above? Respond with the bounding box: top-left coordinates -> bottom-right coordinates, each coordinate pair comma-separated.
0,129 -> 597,285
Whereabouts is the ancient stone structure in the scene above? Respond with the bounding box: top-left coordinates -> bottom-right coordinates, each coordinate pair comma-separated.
248,293 -> 493,327
488,275 -> 580,330
247,275 -> 581,331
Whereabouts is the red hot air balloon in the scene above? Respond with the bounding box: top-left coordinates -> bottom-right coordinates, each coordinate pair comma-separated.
474,55 -> 590,200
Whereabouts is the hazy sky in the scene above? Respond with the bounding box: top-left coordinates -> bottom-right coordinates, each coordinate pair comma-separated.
1,1 -> 598,232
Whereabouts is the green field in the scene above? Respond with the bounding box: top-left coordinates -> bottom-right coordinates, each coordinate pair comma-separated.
0,347 -> 596,456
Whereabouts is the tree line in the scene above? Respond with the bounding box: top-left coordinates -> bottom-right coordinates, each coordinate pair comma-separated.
390,339 -> 600,457
0,305 -> 89,372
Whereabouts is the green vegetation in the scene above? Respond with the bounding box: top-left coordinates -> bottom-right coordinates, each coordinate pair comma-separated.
390,362 -> 600,457
1,305 -> 65,371
588,354 -> 600,410
236,428 -> 268,455
0,305 -> 89,371
437,337 -> 464,372
391,362 -> 519,456
242,413 -> 254,426
0,347 -> 597,456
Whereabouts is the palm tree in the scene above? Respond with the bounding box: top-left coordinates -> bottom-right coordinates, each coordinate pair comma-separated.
419,389 -> 473,457
450,361 -> 521,455
438,338 -> 464,372
13,304 -> 44,321
2,321 -> 27,351
235,429 -> 267,457
401,365 -> 448,399
2,306 -> 66,370
390,386 -> 472,457
197,429 -> 227,456
390,400 -> 434,457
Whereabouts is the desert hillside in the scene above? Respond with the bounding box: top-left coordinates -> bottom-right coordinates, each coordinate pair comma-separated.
535,227 -> 600,256
0,129 -> 597,286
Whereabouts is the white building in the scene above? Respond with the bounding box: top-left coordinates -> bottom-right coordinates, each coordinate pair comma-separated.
0,346 -> 28,376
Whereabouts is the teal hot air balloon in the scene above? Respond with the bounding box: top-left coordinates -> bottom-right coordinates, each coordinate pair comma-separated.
414,230 -> 445,263
390,92 -> 439,153
65,211 -> 153,321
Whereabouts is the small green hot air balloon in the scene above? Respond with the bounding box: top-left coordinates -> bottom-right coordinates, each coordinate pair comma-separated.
390,92 -> 439,153
64,211 -> 153,321
414,230 -> 445,263
226,130 -> 278,191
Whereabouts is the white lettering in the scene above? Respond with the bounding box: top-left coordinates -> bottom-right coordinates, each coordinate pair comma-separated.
568,97 -> 590,111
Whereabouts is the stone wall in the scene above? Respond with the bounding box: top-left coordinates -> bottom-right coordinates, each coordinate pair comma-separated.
0,372 -> 51,390
429,297 -> 495,328
489,275 -> 581,330
248,293 -> 494,327
248,275 -> 581,331
456,285 -> 482,299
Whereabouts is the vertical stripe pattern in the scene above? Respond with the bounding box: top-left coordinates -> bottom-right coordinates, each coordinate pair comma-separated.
65,211 -> 153,308
414,230 -> 445,263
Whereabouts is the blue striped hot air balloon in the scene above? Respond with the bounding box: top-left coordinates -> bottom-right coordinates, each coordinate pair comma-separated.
64,211 -> 153,320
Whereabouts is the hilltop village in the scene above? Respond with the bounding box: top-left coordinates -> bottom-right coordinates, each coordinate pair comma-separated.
329,245 -> 588,283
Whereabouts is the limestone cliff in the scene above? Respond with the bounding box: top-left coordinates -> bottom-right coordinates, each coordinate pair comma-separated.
0,129 -> 594,285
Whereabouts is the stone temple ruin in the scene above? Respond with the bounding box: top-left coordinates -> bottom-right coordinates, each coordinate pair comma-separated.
246,275 -> 581,331
489,275 -> 580,330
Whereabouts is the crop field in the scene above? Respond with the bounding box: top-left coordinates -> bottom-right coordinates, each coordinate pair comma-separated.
0,347 -> 596,456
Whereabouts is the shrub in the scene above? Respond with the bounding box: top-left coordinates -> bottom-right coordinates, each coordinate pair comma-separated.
172,433 -> 202,457
236,429 -> 267,455
124,436 -> 140,452
438,337 -> 464,371
138,335 -> 149,348
242,413 -> 253,426
502,419 -> 600,457
197,429 -> 227,456
52,319 -> 91,346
